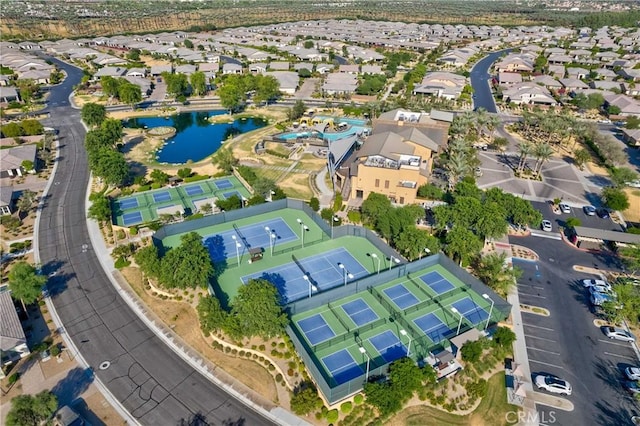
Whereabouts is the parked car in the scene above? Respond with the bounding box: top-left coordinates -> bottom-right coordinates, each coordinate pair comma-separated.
535,375 -> 572,395
625,367 -> 640,381
583,205 -> 596,216
624,381 -> 640,395
474,167 -> 483,177
588,284 -> 615,296
591,291 -> 618,306
602,326 -> 636,342
559,203 -> 571,214
627,180 -> 640,188
541,220 -> 553,232
596,208 -> 610,219
582,279 -> 610,289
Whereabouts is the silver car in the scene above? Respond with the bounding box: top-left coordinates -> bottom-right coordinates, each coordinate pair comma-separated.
541,220 -> 552,232
602,326 -> 636,342
625,367 -> 640,381
535,375 -> 572,396
559,203 -> 571,214
583,205 -> 596,216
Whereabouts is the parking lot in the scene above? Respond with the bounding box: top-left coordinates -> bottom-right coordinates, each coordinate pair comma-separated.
529,200 -> 625,235
512,236 -> 639,425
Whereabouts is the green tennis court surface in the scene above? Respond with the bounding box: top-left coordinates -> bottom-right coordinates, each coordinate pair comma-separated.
111,176 -> 251,227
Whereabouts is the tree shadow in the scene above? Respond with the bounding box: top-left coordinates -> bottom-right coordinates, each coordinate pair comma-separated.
70,397 -> 107,426
128,161 -> 148,180
593,399 -> 638,426
120,135 -> 145,154
51,367 -> 94,407
592,355 -> 624,393
177,411 -> 209,425
45,270 -> 73,298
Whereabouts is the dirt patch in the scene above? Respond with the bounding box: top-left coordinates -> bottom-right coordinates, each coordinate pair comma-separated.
623,188 -> 640,223
277,173 -> 314,200
139,55 -> 172,68
119,267 -> 279,402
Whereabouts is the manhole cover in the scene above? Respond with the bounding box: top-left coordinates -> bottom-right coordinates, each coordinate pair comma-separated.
549,258 -> 555,262
99,361 -> 110,370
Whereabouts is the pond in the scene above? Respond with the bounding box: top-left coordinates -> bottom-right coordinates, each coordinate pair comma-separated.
124,111 -> 267,164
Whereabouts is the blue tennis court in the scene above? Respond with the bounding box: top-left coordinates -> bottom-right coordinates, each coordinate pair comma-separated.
342,299 -> 378,327
223,191 -> 242,200
451,297 -> 489,325
298,314 -> 335,346
322,349 -> 363,385
241,247 -> 368,302
152,191 -> 172,203
214,179 -> 234,190
414,313 -> 452,343
383,284 -> 420,310
203,218 -> 297,262
419,271 -> 456,295
118,197 -> 139,210
369,330 -> 407,363
122,211 -> 143,226
184,184 -> 204,196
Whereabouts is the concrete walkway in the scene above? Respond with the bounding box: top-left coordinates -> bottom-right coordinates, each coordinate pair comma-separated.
314,167 -> 334,208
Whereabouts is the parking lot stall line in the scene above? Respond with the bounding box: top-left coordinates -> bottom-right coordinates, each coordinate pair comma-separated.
526,347 -> 561,356
524,334 -> 557,343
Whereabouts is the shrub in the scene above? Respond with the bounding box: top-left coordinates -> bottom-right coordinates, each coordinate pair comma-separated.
340,401 -> 353,414
275,373 -> 283,382
465,378 -> 488,399
184,174 -> 210,183
266,148 -> 288,158
129,226 -> 138,235
259,344 -> 266,351
150,183 -> 162,189
8,372 -> 20,384
417,183 -> 445,200
114,256 -> 130,269
353,394 -> 364,405
116,230 -> 126,240
268,364 -> 276,371
239,350 -> 245,357
50,345 -> 61,357
326,409 -> 339,424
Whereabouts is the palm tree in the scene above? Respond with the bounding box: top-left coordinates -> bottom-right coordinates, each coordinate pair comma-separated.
443,151 -> 471,189
533,143 -> 554,177
485,114 -> 500,145
517,141 -> 533,173
16,190 -> 37,217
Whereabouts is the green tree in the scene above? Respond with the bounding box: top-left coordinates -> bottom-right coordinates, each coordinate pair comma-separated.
212,148 -> 237,174
81,103 -> 107,127
565,217 -> 581,228
216,195 -> 242,211
2,122 -> 25,137
473,252 -> 520,297
218,80 -> 244,113
308,197 -> 320,212
163,72 -> 189,96
606,105 -> 621,116
197,295 -> 228,334
574,148 -> 591,170
190,71 -> 207,96
177,168 -> 192,179
475,202 -> 508,239
6,391 -> 58,426
183,39 -> 194,49
228,278 -> 288,339
363,381 -> 402,416
493,327 -> 517,349
88,192 -> 111,222
134,245 -> 161,280
100,118 -> 123,145
290,100 -> 306,121
159,232 -> 213,289
417,183 -> 444,200
625,116 -> 640,129
8,262 -> 47,312
90,148 -> 129,187
361,192 -> 392,226
620,243 -> 640,275
394,227 -> 439,260
610,167 -> 638,188
252,177 -> 277,198
602,187 -> 630,211
16,190 -> 36,216
100,76 -> 120,97
445,226 -> 483,266
118,83 -> 142,107
126,49 -> 140,61
150,169 -> 169,185
461,340 -> 483,362
253,75 -> 280,104
20,119 -> 43,136
290,382 -> 323,415
85,128 -> 111,153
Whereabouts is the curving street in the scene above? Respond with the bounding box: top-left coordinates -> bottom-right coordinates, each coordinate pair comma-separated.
470,49 -> 511,113
37,57 -> 277,425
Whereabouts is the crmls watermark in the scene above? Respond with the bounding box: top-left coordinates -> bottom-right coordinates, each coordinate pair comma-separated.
506,410 -> 556,424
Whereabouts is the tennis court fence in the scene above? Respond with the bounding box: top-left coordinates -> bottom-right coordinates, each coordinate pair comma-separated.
327,301 -> 352,333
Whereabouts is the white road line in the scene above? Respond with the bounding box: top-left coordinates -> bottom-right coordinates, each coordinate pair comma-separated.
604,352 -> 637,361
519,292 -> 547,299
518,284 -> 546,290
525,334 -> 557,343
527,347 -> 561,356
598,339 -> 634,348
529,231 -> 562,240
529,359 -> 565,369
523,324 -> 554,332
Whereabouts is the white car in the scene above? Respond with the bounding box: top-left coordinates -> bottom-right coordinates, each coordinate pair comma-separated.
625,367 -> 640,381
541,220 -> 553,232
535,375 -> 572,395
582,279 -> 609,289
602,326 -> 636,342
588,284 -> 615,296
583,205 -> 596,216
559,203 -> 571,214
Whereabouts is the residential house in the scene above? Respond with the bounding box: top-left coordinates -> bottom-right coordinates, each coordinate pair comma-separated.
269,61 -> 290,71
150,64 -> 172,77
315,63 -> 335,74
0,86 -> 20,103
347,109 -> 449,205
559,78 -> 589,92
593,68 -> 617,80
622,83 -> 640,97
547,53 -> 573,65
503,83 -> 556,105
16,69 -> 50,84
498,72 -> 523,86
604,93 -> 640,117
0,287 -> 30,370
222,63 -> 243,75
338,64 -> 360,74
618,68 -> 640,82
0,145 -> 37,177
0,186 -> 14,215
249,63 -> 268,75
532,75 -> 562,89
122,76 -> 151,97
566,67 -> 589,80
126,68 -> 146,78
294,63 -> 314,73
547,65 -> 565,79
590,81 -> 623,92
269,71 -> 299,95
361,64 -> 383,75
174,64 -> 197,76
0,75 -> 12,86
413,72 -> 467,99
494,54 -> 534,73
93,66 -> 126,81
622,128 -> 640,147
321,73 -> 358,96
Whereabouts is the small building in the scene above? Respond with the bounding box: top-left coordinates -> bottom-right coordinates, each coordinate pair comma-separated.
572,226 -> 640,248
0,86 -> 20,103
0,145 -> 37,177
622,128 -> 640,147
156,204 -> 184,217
0,287 -> 30,372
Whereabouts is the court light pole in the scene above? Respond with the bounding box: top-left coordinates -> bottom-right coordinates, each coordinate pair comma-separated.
331,215 -> 339,239
304,274 -> 316,298
338,263 -> 354,286
297,218 -> 309,248
269,233 -> 276,256
359,346 -> 370,381
419,247 -> 431,260
234,242 -> 242,266
399,329 -> 412,357
451,307 -> 463,336
371,253 -> 381,274
482,293 -> 494,331
388,255 -> 400,271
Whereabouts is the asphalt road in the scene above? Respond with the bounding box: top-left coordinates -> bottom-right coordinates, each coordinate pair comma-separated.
529,201 -> 625,234
38,57 -> 276,426
510,235 -> 639,426
470,49 -> 510,113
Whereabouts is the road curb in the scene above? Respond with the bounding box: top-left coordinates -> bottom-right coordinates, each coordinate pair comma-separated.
528,391 -> 574,411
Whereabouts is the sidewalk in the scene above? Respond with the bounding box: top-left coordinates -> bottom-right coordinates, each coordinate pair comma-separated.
314,167 -> 334,208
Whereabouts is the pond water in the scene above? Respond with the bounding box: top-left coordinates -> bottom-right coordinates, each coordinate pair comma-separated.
124,111 -> 267,164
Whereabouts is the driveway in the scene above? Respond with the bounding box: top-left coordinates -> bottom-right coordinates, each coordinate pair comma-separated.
511,236 -> 638,426
294,78 -> 318,99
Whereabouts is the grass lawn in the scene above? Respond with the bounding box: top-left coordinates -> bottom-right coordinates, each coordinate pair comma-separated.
389,372 -> 519,426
